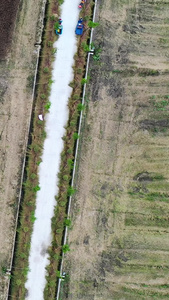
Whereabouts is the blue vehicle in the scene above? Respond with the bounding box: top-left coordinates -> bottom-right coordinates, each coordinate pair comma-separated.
56,19 -> 63,35
75,18 -> 84,35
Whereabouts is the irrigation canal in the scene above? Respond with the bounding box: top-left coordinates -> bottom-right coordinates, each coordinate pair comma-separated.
25,0 -> 80,298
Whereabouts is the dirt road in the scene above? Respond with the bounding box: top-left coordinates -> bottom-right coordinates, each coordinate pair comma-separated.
0,0 -> 44,298
61,0 -> 169,299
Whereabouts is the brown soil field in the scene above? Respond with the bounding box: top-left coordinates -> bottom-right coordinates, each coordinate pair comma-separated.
0,0 -> 43,299
61,0 -> 169,299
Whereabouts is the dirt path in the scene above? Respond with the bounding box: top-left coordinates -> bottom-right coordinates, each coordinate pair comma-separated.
0,0 -> 43,298
61,0 -> 169,299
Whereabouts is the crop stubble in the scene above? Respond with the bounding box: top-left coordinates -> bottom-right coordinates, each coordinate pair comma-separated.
62,0 -> 169,299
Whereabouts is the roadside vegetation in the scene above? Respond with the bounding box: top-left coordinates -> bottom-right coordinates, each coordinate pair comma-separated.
8,0 -> 96,299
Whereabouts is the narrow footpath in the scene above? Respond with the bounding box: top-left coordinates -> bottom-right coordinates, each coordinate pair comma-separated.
25,0 -> 80,298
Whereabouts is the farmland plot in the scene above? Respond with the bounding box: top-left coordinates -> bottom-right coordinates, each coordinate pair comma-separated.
0,0 -> 43,298
61,0 -> 169,299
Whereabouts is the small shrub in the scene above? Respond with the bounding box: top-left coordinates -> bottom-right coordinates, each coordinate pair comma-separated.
64,219 -> 71,226
54,22 -> 59,30
52,48 -> 57,54
32,185 -> 40,192
59,201 -> 67,207
19,253 -> 27,259
67,159 -> 74,169
56,228 -> 62,234
63,175 -> 69,181
42,130 -> 47,139
23,227 -> 29,233
62,244 -> 70,253
67,148 -> 73,154
93,54 -> 100,61
70,120 -> 76,127
90,42 -> 95,49
73,132 -> 79,140
23,181 -> 31,189
40,94 -> 46,99
43,67 -> 49,73
67,186 -> 76,196
47,41 -> 53,47
30,212 -> 37,223
27,74 -> 34,89
88,21 -> 99,28
22,267 -> 30,277
26,201 -> 34,207
73,94 -> 80,100
83,15 -> 90,21
81,78 -> 87,85
48,79 -> 54,86
44,101 -> 51,111
1,266 -> 7,274
16,279 -> 22,286
81,76 -> 90,85
58,0 -> 64,5
30,173 -> 37,180
36,159 -> 42,166
77,103 -> 85,111
77,68 -> 82,74
54,254 -> 62,260
93,47 -> 102,61
82,42 -> 90,52
56,270 -> 62,278
49,280 -> 56,287
69,81 -> 75,88
31,144 -> 41,153
50,15 -> 56,21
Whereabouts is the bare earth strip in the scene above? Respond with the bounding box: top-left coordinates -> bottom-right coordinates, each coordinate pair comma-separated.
62,0 -> 169,299
0,0 -> 43,298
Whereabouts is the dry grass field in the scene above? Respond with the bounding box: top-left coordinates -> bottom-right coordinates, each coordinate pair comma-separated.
61,0 -> 169,299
